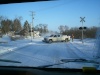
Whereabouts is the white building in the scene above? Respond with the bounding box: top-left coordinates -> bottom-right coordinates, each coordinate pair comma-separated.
34,31 -> 40,37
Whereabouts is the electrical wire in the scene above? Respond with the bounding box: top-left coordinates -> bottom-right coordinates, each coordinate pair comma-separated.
35,0 -> 80,12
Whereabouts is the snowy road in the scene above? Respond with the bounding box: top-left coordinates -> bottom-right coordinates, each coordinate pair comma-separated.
0,40 -> 94,68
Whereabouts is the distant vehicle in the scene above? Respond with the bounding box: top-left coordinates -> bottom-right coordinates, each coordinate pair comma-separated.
43,34 -> 70,43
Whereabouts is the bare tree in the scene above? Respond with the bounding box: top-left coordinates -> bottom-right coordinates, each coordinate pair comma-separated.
58,25 -> 64,33
35,24 -> 48,34
12,18 -> 22,32
43,24 -> 48,33
58,25 -> 69,34
65,25 -> 69,31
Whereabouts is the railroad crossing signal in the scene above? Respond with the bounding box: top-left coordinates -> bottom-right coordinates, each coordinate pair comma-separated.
79,27 -> 87,30
80,17 -> 85,22
80,17 -> 85,43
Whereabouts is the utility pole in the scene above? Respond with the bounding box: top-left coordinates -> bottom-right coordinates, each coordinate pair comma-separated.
80,17 -> 85,43
30,11 -> 35,39
30,23 -> 33,42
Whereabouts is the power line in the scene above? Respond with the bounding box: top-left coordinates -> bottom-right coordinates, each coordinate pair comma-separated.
35,0 -> 79,12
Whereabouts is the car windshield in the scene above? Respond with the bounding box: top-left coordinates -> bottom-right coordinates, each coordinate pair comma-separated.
0,0 -> 100,70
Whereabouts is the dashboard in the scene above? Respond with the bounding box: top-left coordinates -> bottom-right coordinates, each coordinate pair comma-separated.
0,66 -> 100,75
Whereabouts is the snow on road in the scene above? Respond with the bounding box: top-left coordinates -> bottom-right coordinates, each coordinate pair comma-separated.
0,36 -> 99,69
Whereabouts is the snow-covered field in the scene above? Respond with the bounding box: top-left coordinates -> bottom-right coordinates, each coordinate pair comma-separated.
0,35 -> 100,69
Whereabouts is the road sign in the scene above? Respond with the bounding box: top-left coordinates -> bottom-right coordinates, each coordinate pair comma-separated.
80,17 -> 85,22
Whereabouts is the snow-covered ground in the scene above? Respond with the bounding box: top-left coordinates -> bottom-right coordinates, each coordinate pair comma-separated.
0,35 -> 100,70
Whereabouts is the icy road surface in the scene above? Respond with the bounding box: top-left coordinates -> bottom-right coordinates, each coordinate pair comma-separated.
0,37 -> 98,69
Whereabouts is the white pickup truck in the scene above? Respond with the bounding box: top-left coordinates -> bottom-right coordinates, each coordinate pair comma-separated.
43,34 -> 70,43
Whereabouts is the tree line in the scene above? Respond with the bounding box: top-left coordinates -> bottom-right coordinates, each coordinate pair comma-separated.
0,17 -> 22,34
0,16 -> 48,36
58,25 -> 98,39
0,16 -> 98,38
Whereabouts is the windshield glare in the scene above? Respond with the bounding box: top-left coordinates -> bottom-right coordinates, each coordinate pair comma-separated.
0,0 -> 100,70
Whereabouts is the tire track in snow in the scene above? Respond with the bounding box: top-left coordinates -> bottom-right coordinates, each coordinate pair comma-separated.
65,42 -> 81,59
67,42 -> 93,59
11,44 -> 53,64
0,44 -> 54,66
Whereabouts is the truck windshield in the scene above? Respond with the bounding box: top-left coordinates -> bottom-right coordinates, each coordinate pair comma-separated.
50,35 -> 54,37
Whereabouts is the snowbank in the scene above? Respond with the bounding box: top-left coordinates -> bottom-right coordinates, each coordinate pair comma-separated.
0,35 -> 44,55
0,35 -> 11,43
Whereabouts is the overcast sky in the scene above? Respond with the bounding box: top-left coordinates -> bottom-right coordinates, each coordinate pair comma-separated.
0,0 -> 100,31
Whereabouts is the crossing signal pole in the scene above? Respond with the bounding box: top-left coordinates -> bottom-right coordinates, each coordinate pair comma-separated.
80,17 -> 85,43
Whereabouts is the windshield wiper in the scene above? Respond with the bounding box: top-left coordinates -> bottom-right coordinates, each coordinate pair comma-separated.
61,58 -> 100,64
37,62 -> 67,68
38,58 -> 100,68
0,59 -> 21,63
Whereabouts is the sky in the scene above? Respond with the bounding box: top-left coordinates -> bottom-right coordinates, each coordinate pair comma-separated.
0,0 -> 100,31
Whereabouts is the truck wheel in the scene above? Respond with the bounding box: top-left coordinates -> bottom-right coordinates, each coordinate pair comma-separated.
49,39 -> 52,43
65,38 -> 68,42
